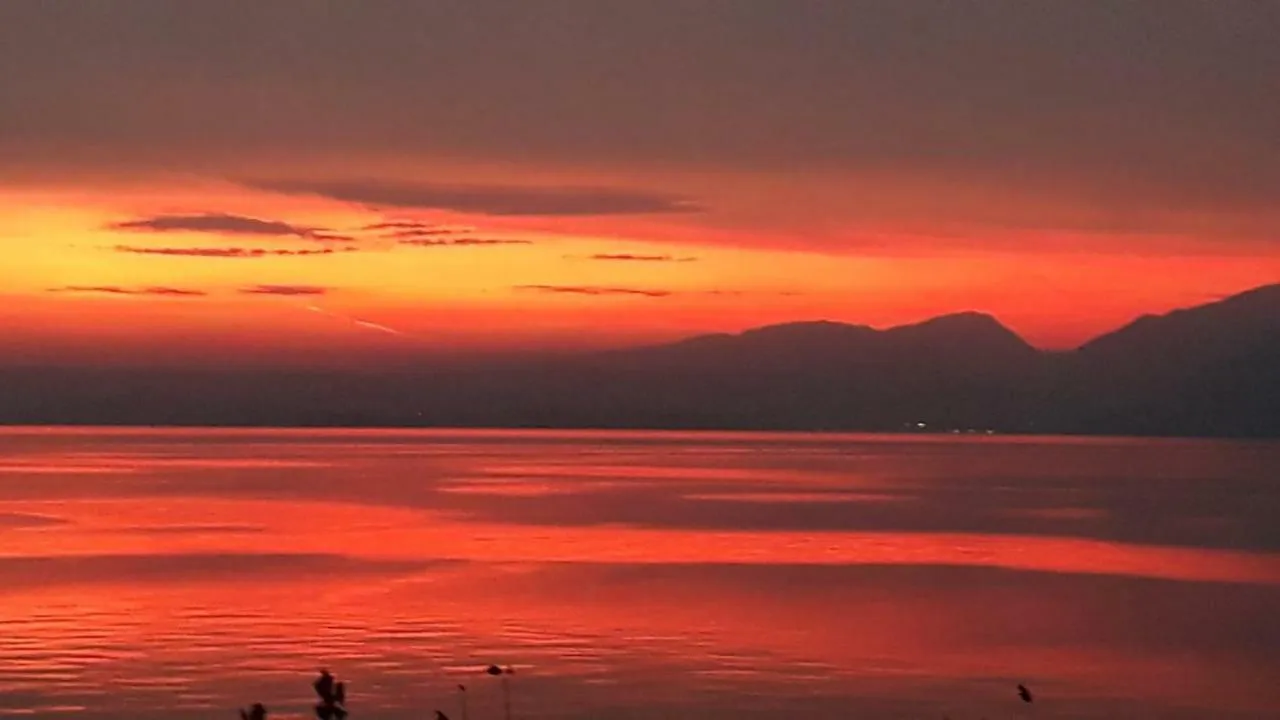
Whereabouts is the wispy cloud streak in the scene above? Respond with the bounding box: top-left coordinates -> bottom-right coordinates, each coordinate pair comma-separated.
114,245 -> 356,258
48,285 -> 207,297
515,285 -> 673,298
239,284 -> 328,296
587,253 -> 698,262
107,213 -> 353,242
399,237 -> 532,247
303,304 -> 410,338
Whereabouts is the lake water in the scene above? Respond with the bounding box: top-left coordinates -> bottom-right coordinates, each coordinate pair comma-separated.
0,428 -> 1277,719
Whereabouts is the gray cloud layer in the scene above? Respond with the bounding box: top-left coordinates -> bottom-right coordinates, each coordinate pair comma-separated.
1,2 -> 1277,236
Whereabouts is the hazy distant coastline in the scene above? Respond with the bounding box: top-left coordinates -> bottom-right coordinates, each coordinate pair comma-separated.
2,284 -> 1277,438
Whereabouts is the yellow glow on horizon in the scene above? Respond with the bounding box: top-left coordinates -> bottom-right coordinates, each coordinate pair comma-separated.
3,177 -> 1279,364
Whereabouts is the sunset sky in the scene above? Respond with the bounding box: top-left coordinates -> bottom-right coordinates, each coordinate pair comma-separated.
2,1 -> 1277,367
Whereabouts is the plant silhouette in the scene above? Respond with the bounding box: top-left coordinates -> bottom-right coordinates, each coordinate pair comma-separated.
1018,684 -> 1034,703
314,669 -> 348,719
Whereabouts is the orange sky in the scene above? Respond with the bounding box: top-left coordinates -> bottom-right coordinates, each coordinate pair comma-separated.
2,3 -> 1277,366
2,173 -> 1277,366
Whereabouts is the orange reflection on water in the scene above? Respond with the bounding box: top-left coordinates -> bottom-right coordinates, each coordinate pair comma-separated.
2,429 -> 1279,719
2,552 -> 1277,719
3,497 -> 1278,586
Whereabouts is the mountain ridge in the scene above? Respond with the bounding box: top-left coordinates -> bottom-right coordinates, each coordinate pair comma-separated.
651,284 -> 1279,356
1,283 -> 1277,436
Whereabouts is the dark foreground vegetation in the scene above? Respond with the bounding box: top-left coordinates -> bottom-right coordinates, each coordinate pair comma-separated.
241,668 -> 1034,719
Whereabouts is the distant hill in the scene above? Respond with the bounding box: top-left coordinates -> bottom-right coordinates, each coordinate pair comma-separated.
626,312 -> 1037,369
1,284 -> 1277,436
1046,284 -> 1280,436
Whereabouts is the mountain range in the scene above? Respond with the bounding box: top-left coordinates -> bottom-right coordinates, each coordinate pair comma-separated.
2,284 -> 1278,437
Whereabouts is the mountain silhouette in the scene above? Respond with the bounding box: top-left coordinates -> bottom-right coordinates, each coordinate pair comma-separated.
1081,283 -> 1280,360
1047,284 -> 1280,436
635,312 -> 1036,368
1,284 -> 1276,436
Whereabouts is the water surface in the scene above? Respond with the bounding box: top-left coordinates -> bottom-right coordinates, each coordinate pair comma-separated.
1,428 -> 1277,718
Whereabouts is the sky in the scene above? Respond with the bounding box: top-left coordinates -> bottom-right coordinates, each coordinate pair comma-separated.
2,1 -> 1277,367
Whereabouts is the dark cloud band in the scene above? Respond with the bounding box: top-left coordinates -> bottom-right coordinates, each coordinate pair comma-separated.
248,179 -> 702,217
